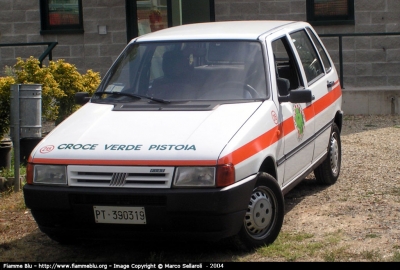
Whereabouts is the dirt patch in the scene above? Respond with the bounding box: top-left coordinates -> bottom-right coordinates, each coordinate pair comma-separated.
1,115 -> 400,262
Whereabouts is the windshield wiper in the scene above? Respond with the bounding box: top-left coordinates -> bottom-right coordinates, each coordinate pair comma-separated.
136,94 -> 170,104
94,91 -> 140,99
94,92 -> 170,104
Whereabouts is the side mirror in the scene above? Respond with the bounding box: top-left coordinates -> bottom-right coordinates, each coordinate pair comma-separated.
278,89 -> 313,104
75,92 -> 90,105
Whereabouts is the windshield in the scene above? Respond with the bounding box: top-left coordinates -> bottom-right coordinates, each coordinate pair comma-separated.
95,41 -> 268,102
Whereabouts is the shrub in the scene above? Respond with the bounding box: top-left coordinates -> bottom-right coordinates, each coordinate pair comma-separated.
47,59 -> 100,124
0,57 -> 101,140
0,76 -> 16,139
14,57 -> 64,121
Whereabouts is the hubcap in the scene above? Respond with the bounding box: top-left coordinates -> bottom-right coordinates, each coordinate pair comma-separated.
244,188 -> 275,239
330,132 -> 339,176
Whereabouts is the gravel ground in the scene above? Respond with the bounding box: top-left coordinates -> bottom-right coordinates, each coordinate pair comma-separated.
0,115 -> 400,262
278,115 -> 400,261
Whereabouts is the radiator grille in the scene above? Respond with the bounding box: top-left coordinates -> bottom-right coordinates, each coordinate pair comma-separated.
68,165 -> 174,188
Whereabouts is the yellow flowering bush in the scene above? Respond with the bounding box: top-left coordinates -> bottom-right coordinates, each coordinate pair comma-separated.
48,59 -> 100,124
0,57 -> 101,140
0,76 -> 16,139
14,57 -> 64,121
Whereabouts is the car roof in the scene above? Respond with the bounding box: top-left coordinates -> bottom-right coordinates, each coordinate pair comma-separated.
134,20 -> 301,42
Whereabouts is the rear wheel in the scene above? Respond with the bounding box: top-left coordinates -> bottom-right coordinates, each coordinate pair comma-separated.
238,173 -> 284,249
314,123 -> 341,185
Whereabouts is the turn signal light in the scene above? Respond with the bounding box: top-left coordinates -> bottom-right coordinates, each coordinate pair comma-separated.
216,163 -> 235,187
26,163 -> 34,185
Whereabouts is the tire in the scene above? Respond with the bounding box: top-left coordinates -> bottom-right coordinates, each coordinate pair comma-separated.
238,172 -> 284,249
314,122 -> 341,185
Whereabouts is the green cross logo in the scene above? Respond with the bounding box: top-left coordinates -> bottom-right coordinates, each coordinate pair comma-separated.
293,104 -> 305,139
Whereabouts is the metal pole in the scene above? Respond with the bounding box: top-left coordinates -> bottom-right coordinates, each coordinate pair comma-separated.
338,36 -> 344,89
11,85 -> 20,192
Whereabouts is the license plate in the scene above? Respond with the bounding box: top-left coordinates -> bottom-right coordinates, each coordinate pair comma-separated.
93,206 -> 146,224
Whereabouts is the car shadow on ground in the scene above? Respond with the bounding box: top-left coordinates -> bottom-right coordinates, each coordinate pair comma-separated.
0,177 -> 334,262
1,230 -> 242,262
283,176 -> 330,215
0,224 -> 251,262
1,177 -> 329,263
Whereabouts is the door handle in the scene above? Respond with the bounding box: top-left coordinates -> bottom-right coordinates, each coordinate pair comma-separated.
327,80 -> 335,88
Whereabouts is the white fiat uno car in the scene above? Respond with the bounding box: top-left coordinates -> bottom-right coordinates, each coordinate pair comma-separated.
24,21 -> 342,249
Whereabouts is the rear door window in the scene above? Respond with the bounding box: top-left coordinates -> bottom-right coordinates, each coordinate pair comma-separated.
306,27 -> 332,73
290,30 -> 324,84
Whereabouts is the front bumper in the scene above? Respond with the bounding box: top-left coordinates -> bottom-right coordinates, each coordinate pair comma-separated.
23,176 -> 256,242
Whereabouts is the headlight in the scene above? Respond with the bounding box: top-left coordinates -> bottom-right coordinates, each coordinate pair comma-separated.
34,165 -> 67,185
173,167 -> 215,187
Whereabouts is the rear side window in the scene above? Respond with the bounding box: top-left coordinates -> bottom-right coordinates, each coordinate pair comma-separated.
290,30 -> 324,84
306,27 -> 332,73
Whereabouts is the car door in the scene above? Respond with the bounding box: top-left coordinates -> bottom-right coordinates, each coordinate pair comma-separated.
269,34 -> 316,186
290,28 -> 340,163
303,27 -> 341,161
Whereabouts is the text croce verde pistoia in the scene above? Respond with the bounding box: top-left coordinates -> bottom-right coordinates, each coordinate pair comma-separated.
57,144 -> 196,151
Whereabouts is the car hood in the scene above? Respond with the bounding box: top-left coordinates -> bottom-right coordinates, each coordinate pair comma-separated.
31,102 -> 262,165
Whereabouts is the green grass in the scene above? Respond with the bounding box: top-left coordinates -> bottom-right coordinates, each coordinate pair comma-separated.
392,251 -> 400,262
360,250 -> 382,261
0,160 -> 26,196
389,188 -> 400,196
252,230 -> 392,262
0,167 -> 26,178
255,232 -> 324,261
365,233 -> 380,239
323,246 -> 350,262
255,235 -> 399,262
0,148 -> 26,178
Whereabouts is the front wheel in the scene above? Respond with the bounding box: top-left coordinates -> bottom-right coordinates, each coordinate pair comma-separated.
314,122 -> 341,185
238,173 -> 284,249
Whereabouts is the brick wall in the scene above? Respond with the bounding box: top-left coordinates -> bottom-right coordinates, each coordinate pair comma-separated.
214,0 -> 400,89
1,0 -> 400,91
0,0 -> 127,77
